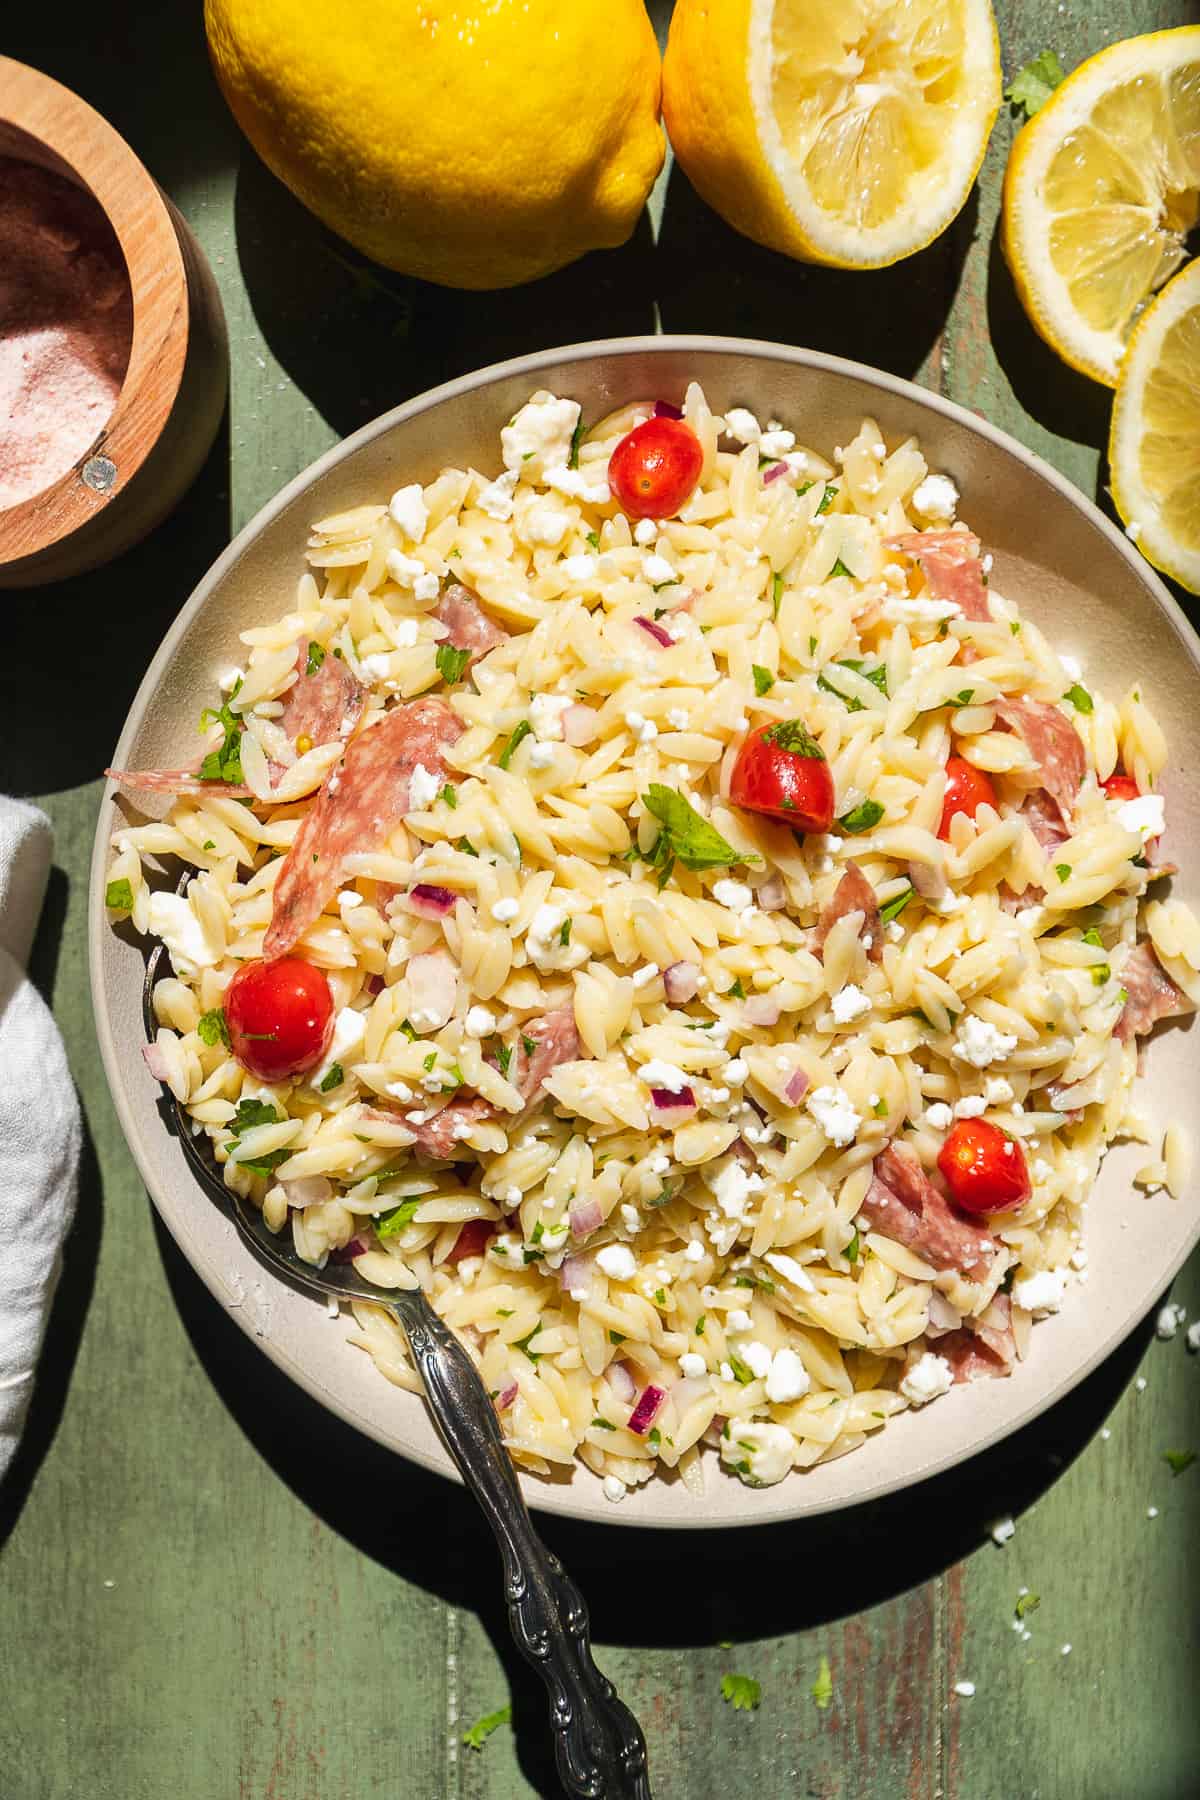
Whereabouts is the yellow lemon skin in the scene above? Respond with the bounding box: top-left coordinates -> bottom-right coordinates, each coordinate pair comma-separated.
205,0 -> 665,290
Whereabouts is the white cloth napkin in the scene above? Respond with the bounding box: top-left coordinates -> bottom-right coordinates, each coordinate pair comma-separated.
0,797 -> 81,1482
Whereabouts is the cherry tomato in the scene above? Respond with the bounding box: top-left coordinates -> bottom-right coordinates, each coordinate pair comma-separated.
937,1118 -> 1030,1216
224,956 -> 334,1081
938,755 -> 997,839
608,416 -> 704,519
446,1219 -> 495,1264
728,720 -> 835,832
1102,770 -> 1140,803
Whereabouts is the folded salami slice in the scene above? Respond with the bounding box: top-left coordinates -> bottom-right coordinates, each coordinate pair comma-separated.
813,860 -> 883,963
434,583 -> 508,663
993,695 -> 1086,824
104,767 -> 251,798
278,640 -> 363,747
1115,940 -> 1194,1042
406,1007 -> 581,1159
886,528 -> 991,622
858,1140 -> 997,1279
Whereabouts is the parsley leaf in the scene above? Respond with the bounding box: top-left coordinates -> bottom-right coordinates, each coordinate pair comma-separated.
559,917 -> 572,946
727,1353 -> 755,1386
376,1198 -> 422,1238
762,719 -> 825,758
440,782 -> 457,809
498,720 -> 532,769
436,643 -> 471,685
727,977 -> 746,999
880,885 -> 914,926
198,684 -> 244,785
838,798 -> 884,835
845,1227 -> 860,1265
1081,926 -> 1110,986
811,1654 -> 833,1710
641,784 -> 739,873
1164,1448 -> 1196,1476
197,1008 -> 231,1051
827,557 -> 854,580
1015,1591 -> 1041,1620
1006,49 -> 1066,119
318,1062 -> 344,1092
720,1673 -> 761,1713
494,1042 -> 513,1079
1064,682 -> 1094,715
872,1096 -> 888,1117
226,1098 -> 291,1175
817,658 -> 889,713
1054,863 -> 1073,883
771,572 -> 784,619
816,484 -> 838,515
105,878 -> 134,912
456,836 -> 479,856
752,664 -> 775,696
514,1325 -> 543,1361
586,529 -> 600,550
568,416 -> 586,469
305,641 -> 326,676
232,1098 -> 278,1133
462,1704 -> 512,1751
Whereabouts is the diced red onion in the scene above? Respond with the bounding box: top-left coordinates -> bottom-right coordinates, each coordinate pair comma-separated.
570,1197 -> 604,1240
761,460 -> 789,485
605,1360 -> 637,1402
561,703 -> 597,747
494,1378 -> 519,1410
142,1042 -> 169,1082
909,859 -> 949,905
650,1085 -> 697,1119
653,400 -> 684,420
367,973 -> 385,995
330,1235 -> 369,1263
407,882 -> 457,919
784,1068 -> 810,1105
743,994 -> 781,1028
406,949 -> 457,1030
282,1175 -> 333,1208
663,961 -> 700,1004
756,873 -> 787,912
628,1383 -> 666,1435
558,1254 -> 593,1298
730,1136 -> 756,1169
634,615 -> 673,648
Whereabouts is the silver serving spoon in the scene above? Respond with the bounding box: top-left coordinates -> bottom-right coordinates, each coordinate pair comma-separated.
142,929 -> 652,1800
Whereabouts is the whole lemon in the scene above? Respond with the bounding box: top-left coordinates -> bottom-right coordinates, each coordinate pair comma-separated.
205,0 -> 665,290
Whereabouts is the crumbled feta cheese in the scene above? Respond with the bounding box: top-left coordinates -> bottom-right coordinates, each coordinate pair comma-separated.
924,1101 -> 954,1131
765,1347 -> 810,1403
740,1340 -> 772,1380
388,482 -> 428,541
990,1515 -> 1016,1546
723,407 -> 761,445
831,984 -> 872,1025
407,761 -> 441,812
1147,1505 -> 1159,1519
954,1015 -> 1018,1069
596,1244 -> 637,1282
984,1077 -> 1014,1105
464,1005 -> 496,1039
1136,1376 -> 1147,1392
528,741 -> 556,769
360,652 -> 394,683
1156,1302 -> 1187,1340
1116,794 -> 1165,839
806,1084 -> 862,1147
602,1475 -> 626,1502
713,877 -> 754,913
311,1006 -> 366,1089
726,1308 -> 752,1334
912,473 -> 959,522
954,1681 -> 976,1699
759,427 -> 795,458
526,903 -> 583,973
624,709 -> 658,745
561,553 -> 598,583
707,1158 -> 763,1220
724,1058 -> 748,1085
1186,1321 -> 1200,1353
665,707 -> 690,731
385,548 -> 428,589
634,517 -> 658,545
389,618 -> 421,649
524,502 -> 571,547
146,891 -> 218,979
678,1352 -> 707,1379
529,694 -> 572,742
684,1240 -> 705,1264
642,553 -> 675,585
500,395 -> 580,476
490,898 -> 520,924
900,1351 -> 954,1405
719,1361 -> 735,1382
641,1059 -> 691,1093
764,1250 -> 816,1293
719,1419 -> 797,1487
544,467 -> 610,506
474,465 -> 518,520
1012,1268 -> 1068,1315
881,594 -> 960,625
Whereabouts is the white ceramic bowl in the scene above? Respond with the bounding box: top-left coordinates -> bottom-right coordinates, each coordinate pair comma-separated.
90,336 -> 1200,1528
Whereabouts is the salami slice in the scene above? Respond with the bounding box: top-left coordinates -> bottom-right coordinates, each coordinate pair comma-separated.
814,860 -> 883,963
1114,940 -> 1193,1042
406,1006 -> 582,1158
936,1296 -> 1016,1384
994,696 -> 1086,823
105,767 -> 251,798
435,583 -> 508,663
1017,787 -> 1070,852
858,1140 -> 997,1279
264,697 -> 463,959
886,529 -> 991,622
278,640 -> 363,748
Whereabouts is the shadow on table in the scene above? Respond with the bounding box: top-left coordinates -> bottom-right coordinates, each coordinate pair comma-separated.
156,1207 -> 1162,1794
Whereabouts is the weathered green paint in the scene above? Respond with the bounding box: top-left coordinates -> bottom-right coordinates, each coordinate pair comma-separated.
2,5 -> 1198,1797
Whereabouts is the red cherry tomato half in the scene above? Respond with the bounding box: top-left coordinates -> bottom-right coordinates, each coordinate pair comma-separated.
608,416 -> 704,520
1102,770 -> 1140,803
224,956 -> 334,1082
938,755 -> 997,840
446,1219 -> 495,1264
728,720 -> 835,832
937,1118 -> 1031,1216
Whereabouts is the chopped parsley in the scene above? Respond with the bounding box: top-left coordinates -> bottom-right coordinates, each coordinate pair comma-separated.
521,1033 -> 537,1057
808,634 -> 818,655
498,719 -> 532,769
1064,682 -> 1093,714
727,977 -> 746,999
609,1330 -> 626,1345
105,878 -> 134,912
1014,1591 -> 1041,1620
226,1098 -> 292,1175
1054,863 -> 1072,883
641,784 -> 740,883
762,719 -> 825,758
838,798 -> 884,835
695,1315 -> 706,1336
827,557 -> 854,580
514,1325 -> 543,1362
197,1008 -> 231,1051
873,1096 -> 888,1117
202,839 -> 216,851
375,1198 -> 422,1238
845,1227 -> 860,1265
648,1426 -> 662,1449
1082,926 -> 1110,986
771,572 -> 784,619
811,1654 -> 833,1710
1163,1448 -> 1196,1476
568,415 -> 586,469
198,682 -> 244,785
494,1042 -> 513,1079
720,1673 -> 761,1713
422,1051 -> 437,1072
1006,48 -> 1066,119
436,643 -> 471,685
818,658 -> 889,713
305,641 -> 326,676
585,530 -> 600,550
456,836 -> 478,856
816,484 -> 838,515
440,783 -> 458,809
559,917 -> 572,946
752,664 -> 775,696
591,1416 -> 616,1430
318,1062 -> 344,1092
880,885 -> 914,926
462,1704 -> 512,1751
727,1353 -> 755,1386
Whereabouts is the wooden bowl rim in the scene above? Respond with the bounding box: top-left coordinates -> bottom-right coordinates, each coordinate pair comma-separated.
0,57 -> 190,563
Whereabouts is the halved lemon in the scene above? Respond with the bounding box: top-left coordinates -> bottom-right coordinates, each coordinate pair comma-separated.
1110,258 -> 1200,594
662,0 -> 1001,269
1002,28 -> 1200,387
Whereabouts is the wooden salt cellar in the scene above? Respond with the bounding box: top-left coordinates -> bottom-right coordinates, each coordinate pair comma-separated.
0,58 -> 227,587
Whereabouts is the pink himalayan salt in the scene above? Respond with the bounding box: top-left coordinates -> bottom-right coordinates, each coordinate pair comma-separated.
0,156 -> 133,511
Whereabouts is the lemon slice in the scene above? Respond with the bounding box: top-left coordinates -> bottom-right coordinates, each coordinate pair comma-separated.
663,0 -> 1001,269
1110,258 -> 1200,593
1002,28 -> 1200,387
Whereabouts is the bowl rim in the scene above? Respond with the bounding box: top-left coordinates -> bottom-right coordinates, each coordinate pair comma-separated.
0,56 -> 189,562
90,333 -> 1200,1529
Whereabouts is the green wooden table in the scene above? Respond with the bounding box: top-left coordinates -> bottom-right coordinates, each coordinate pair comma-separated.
3,6 -> 1198,1796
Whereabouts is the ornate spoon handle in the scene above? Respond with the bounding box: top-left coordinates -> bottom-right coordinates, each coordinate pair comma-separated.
393,1292 -> 653,1799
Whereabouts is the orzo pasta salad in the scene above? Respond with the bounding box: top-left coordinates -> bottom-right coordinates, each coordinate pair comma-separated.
106,384 -> 1198,1499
